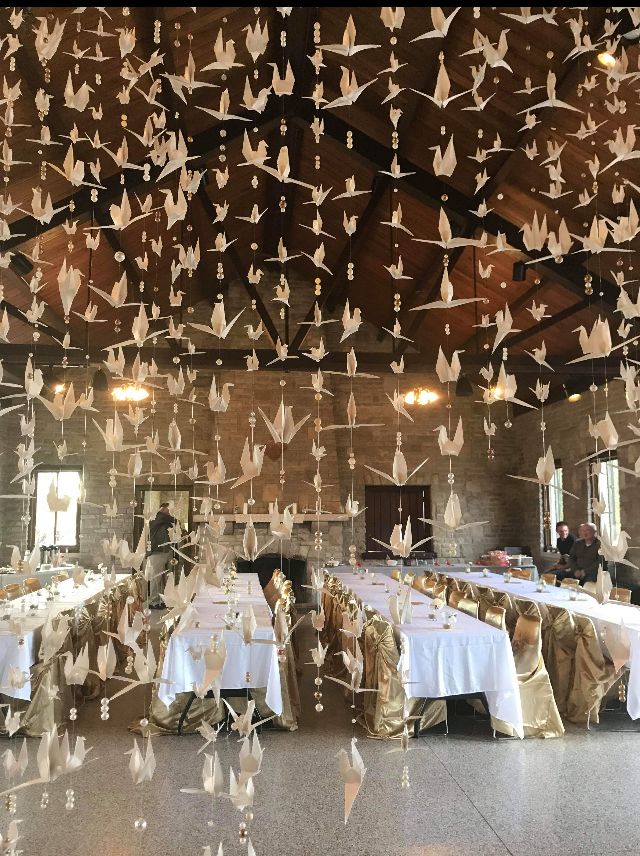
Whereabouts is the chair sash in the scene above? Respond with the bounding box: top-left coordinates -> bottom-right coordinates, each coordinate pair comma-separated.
565,614 -> 618,725
492,614 -> 564,739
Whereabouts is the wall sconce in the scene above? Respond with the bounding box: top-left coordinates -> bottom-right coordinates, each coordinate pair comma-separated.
112,384 -> 150,402
403,388 -> 438,405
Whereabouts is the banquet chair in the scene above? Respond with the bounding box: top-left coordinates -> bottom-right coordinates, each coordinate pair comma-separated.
390,569 -> 401,582
457,597 -> 479,619
510,568 -> 532,581
448,590 -> 463,610
0,588 -> 8,602
484,605 -> 507,631
493,591 -> 517,636
23,578 -> 41,593
422,577 -> 439,597
476,585 -> 495,620
492,614 -> 564,738
566,614 -> 620,727
51,573 -> 69,584
560,578 -> 580,589
545,605 -> 577,717
433,582 -> 448,600
541,572 -> 557,586
4,584 -> 21,600
611,587 -> 632,603
403,572 -> 415,587
360,611 -> 446,738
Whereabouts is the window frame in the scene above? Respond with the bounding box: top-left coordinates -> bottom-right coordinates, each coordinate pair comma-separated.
541,459 -> 563,550
588,454 -> 621,541
31,465 -> 82,552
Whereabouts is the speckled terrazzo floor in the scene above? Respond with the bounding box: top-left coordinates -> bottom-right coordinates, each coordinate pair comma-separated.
7,622 -> 640,856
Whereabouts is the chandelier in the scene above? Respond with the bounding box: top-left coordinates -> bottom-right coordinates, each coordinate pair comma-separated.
402,388 -> 438,406
111,384 -> 150,402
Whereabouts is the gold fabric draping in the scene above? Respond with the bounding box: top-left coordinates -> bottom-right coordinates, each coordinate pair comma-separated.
491,615 -> 564,739
565,615 -> 619,725
545,606 -> 577,717
493,591 -> 518,636
358,611 -> 445,738
476,585 -> 496,620
0,578 -> 132,736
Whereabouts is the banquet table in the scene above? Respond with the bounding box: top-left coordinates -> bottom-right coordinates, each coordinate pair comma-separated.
327,562 -> 540,580
0,573 -> 129,702
444,569 -> 640,719
0,566 -> 70,589
334,572 -> 524,738
158,573 -> 283,715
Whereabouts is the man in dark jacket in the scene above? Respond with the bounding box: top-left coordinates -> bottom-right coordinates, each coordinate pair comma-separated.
569,522 -> 604,585
552,521 -> 577,582
145,503 -> 177,608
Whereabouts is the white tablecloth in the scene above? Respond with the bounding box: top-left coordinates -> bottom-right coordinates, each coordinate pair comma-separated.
0,573 -> 129,701
335,572 -> 523,737
158,574 -> 282,715
445,569 -> 640,719
0,567 -> 66,589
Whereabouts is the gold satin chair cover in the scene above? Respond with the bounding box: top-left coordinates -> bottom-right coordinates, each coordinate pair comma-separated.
541,572 -> 557,586
560,578 -> 580,589
358,611 -> 445,738
476,585 -> 495,620
493,591 -> 517,635
565,614 -> 619,725
544,606 -> 577,717
510,567 -> 532,581
484,605 -> 507,631
457,596 -> 479,619
492,615 -> 564,739
448,589 -> 463,610
611,587 -> 632,603
390,569 -> 401,582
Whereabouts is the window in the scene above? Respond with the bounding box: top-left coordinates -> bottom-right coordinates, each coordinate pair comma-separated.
33,468 -> 82,550
589,457 -> 621,541
542,461 -> 563,549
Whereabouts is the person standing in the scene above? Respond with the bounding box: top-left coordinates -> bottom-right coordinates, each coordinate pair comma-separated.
145,502 -> 177,609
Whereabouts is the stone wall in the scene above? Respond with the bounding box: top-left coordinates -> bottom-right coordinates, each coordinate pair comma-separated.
507,378 -> 640,585
0,364 -> 523,569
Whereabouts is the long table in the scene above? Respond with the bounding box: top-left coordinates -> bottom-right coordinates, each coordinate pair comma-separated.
0,573 -> 129,701
334,572 -> 524,738
443,569 -> 640,719
158,573 -> 282,715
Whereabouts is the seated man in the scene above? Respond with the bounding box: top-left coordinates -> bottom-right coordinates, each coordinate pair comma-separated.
569,522 -> 604,586
551,521 -> 576,582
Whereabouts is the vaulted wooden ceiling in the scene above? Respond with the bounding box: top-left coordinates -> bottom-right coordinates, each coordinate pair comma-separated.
1,6 -> 638,402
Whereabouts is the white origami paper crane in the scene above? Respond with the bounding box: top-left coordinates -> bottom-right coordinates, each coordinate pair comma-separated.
422,492 -> 488,533
259,402 -> 310,445
507,447 -> 579,498
181,752 -> 224,797
239,517 -> 275,562
337,738 -> 366,824
372,518 -> 432,558
568,317 -> 612,363
435,417 -> 464,456
364,448 -> 428,486
599,525 -> 638,570
321,15 -> 380,55
232,439 -> 265,489
126,737 -> 156,785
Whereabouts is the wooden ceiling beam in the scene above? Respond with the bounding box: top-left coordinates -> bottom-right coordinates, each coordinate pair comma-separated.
501,297 -> 591,349
288,176 -> 388,353
295,102 -> 620,308
0,343 -> 617,380
197,187 -> 280,347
